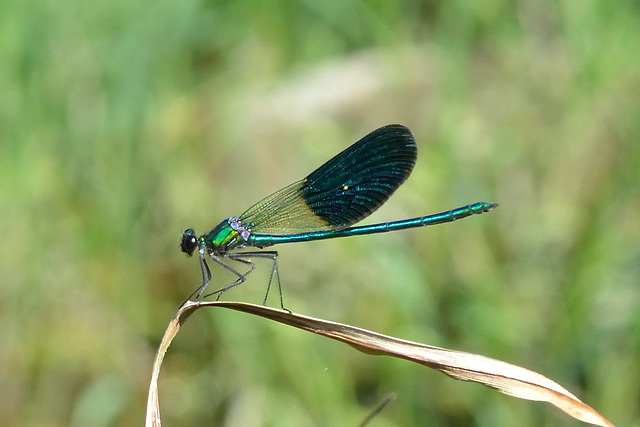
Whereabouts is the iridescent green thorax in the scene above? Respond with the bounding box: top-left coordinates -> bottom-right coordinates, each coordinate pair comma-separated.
204,216 -> 251,252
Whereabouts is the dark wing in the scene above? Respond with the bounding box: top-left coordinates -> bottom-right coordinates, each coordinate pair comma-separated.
240,124 -> 417,234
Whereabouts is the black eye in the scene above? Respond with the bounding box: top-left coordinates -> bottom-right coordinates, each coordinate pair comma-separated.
180,229 -> 198,256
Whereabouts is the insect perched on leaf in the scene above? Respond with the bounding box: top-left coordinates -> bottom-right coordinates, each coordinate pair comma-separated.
181,124 -> 497,307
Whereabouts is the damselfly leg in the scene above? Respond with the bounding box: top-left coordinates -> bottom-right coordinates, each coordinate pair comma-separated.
192,250 -> 285,310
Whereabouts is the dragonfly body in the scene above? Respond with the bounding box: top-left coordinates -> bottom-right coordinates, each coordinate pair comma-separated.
180,124 -> 497,304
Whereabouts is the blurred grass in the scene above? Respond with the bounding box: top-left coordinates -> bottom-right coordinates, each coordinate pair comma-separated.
1,0 -> 640,426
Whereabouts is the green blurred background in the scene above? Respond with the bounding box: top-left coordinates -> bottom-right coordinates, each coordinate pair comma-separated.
2,0 -> 639,426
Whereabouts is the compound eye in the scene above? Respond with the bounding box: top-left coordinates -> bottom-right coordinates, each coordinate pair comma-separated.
180,229 -> 198,256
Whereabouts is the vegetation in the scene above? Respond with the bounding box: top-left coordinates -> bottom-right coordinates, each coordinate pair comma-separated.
2,1 -> 639,425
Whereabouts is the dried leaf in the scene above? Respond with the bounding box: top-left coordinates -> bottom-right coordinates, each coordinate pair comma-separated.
146,301 -> 615,427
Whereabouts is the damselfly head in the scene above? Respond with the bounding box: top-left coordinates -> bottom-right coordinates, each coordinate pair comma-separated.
180,229 -> 198,257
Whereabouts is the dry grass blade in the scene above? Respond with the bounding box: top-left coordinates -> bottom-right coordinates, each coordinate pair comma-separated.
145,300 -> 615,427
145,302 -> 199,427
358,392 -> 396,427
